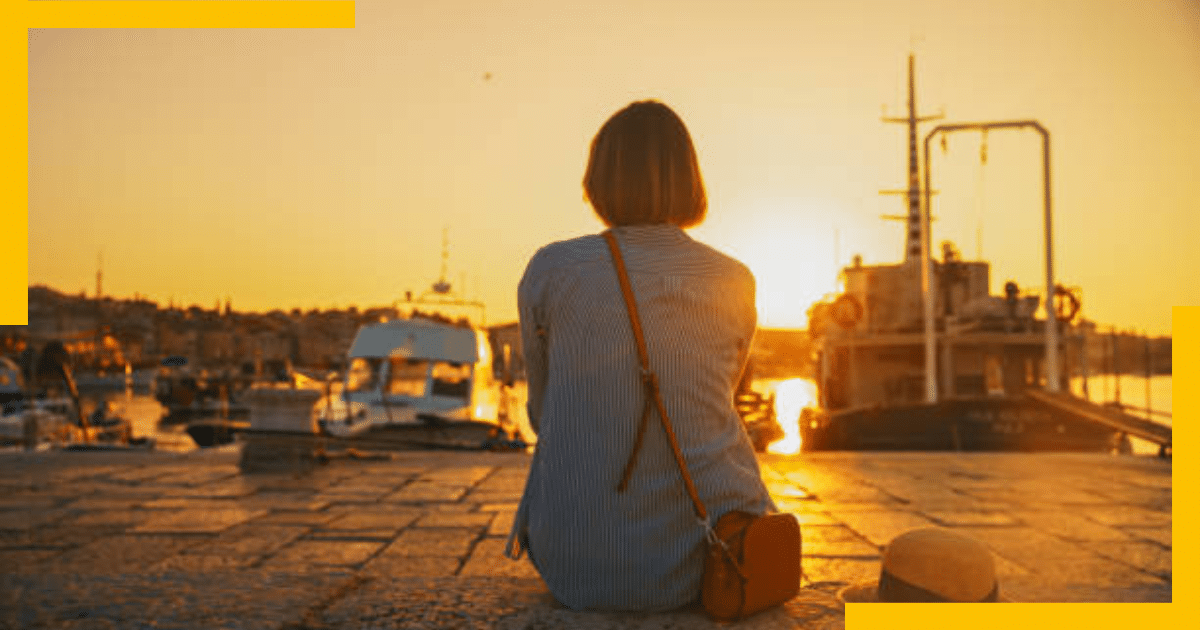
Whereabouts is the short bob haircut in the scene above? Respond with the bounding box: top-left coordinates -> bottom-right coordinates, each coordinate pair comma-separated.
583,100 -> 707,229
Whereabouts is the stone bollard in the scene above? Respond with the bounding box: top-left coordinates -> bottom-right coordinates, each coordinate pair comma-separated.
238,386 -> 324,474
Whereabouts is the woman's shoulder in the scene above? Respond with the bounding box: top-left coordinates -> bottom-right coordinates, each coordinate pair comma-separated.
519,234 -> 608,296
525,234 -> 607,272
682,238 -> 756,288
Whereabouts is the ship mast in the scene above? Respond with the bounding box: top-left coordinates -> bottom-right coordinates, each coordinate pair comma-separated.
882,55 -> 941,264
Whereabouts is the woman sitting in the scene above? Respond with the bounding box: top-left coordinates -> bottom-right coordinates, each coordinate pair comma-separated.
505,100 -> 776,612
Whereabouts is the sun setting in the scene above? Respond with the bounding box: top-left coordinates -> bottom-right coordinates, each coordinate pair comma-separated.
702,213 -> 844,329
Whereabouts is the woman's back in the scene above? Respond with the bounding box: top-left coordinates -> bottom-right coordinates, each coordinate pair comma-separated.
507,224 -> 775,611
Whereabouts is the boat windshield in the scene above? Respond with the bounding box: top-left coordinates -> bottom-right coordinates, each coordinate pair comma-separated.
387,358 -> 429,397
431,361 -> 472,400
346,357 -> 382,393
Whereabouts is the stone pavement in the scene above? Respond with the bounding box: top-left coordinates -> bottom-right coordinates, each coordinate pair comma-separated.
0,447 -> 1171,629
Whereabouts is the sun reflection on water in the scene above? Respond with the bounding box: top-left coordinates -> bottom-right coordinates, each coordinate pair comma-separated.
761,378 -> 817,455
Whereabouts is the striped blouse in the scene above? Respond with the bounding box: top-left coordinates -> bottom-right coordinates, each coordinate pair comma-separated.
504,223 -> 777,612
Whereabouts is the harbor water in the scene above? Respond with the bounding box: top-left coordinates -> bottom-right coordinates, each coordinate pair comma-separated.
1070,374 -> 1172,455
84,391 -> 196,452
74,375 -> 1170,455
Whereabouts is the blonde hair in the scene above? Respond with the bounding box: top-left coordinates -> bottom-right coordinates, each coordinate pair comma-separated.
583,100 -> 707,228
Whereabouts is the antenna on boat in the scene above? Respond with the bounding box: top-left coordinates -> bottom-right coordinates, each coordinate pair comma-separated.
95,251 -> 103,299
431,227 -> 452,295
411,228 -> 488,325
880,54 -> 942,265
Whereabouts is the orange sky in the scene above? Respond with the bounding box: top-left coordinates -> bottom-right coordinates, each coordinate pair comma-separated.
27,0 -> 1199,335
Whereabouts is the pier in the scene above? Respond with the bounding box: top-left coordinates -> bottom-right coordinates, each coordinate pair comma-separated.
0,445 -> 1171,628
1025,389 -> 1172,455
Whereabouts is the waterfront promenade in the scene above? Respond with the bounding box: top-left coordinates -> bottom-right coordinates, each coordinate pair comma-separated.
0,447 -> 1171,629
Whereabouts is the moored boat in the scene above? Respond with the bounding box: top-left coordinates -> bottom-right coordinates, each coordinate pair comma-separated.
316,315 -> 518,443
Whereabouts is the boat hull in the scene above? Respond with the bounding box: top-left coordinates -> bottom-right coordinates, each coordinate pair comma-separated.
186,419 -> 248,448
327,420 -> 519,450
800,396 -> 1123,453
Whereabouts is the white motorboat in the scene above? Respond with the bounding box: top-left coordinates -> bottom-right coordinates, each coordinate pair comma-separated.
0,356 -> 23,409
1,398 -> 75,446
316,316 -> 511,439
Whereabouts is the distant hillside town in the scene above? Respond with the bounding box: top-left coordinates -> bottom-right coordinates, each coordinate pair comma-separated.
2,286 -> 487,376
0,285 -> 1168,380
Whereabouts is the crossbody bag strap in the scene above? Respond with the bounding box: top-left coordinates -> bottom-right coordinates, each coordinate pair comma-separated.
603,230 -> 708,523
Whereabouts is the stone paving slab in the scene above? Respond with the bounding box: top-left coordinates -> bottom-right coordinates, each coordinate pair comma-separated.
322,510 -> 422,532
799,525 -> 869,543
0,509 -> 73,531
776,508 -> 841,526
252,510 -> 341,527
1124,526 -> 1172,547
40,535 -> 204,574
363,551 -> 464,577
384,482 -> 472,503
459,539 -> 540,578
132,507 -> 269,534
317,576 -> 845,630
1008,510 -> 1133,540
67,509 -> 152,528
819,509 -> 939,547
0,571 -> 352,630
414,511 -> 495,529
259,539 -> 385,570
487,510 -> 517,537
919,510 -> 1023,526
800,557 -> 880,586
1079,540 -> 1173,580
381,527 -> 479,558
0,523 -> 109,552
999,579 -> 1173,603
238,493 -> 331,512
0,447 -> 1171,628
1079,505 -> 1172,527
170,481 -> 260,499
803,540 -> 881,558
946,526 -> 1165,586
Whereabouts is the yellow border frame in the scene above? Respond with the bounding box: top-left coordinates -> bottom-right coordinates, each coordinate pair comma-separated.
4,3 -> 1185,630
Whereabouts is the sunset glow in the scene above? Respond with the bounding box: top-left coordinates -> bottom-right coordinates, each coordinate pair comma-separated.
21,0 -> 1199,337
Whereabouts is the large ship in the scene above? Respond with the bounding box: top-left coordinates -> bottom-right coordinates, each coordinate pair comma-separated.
799,57 -> 1171,454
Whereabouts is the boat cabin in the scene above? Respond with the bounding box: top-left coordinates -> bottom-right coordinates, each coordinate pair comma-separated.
812,248 -> 1078,412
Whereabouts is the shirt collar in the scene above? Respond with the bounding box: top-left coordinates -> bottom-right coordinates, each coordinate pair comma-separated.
607,224 -> 691,246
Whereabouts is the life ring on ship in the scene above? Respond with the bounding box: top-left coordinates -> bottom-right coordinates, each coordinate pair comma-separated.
831,294 -> 863,329
1053,285 -> 1081,323
807,302 -> 831,335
